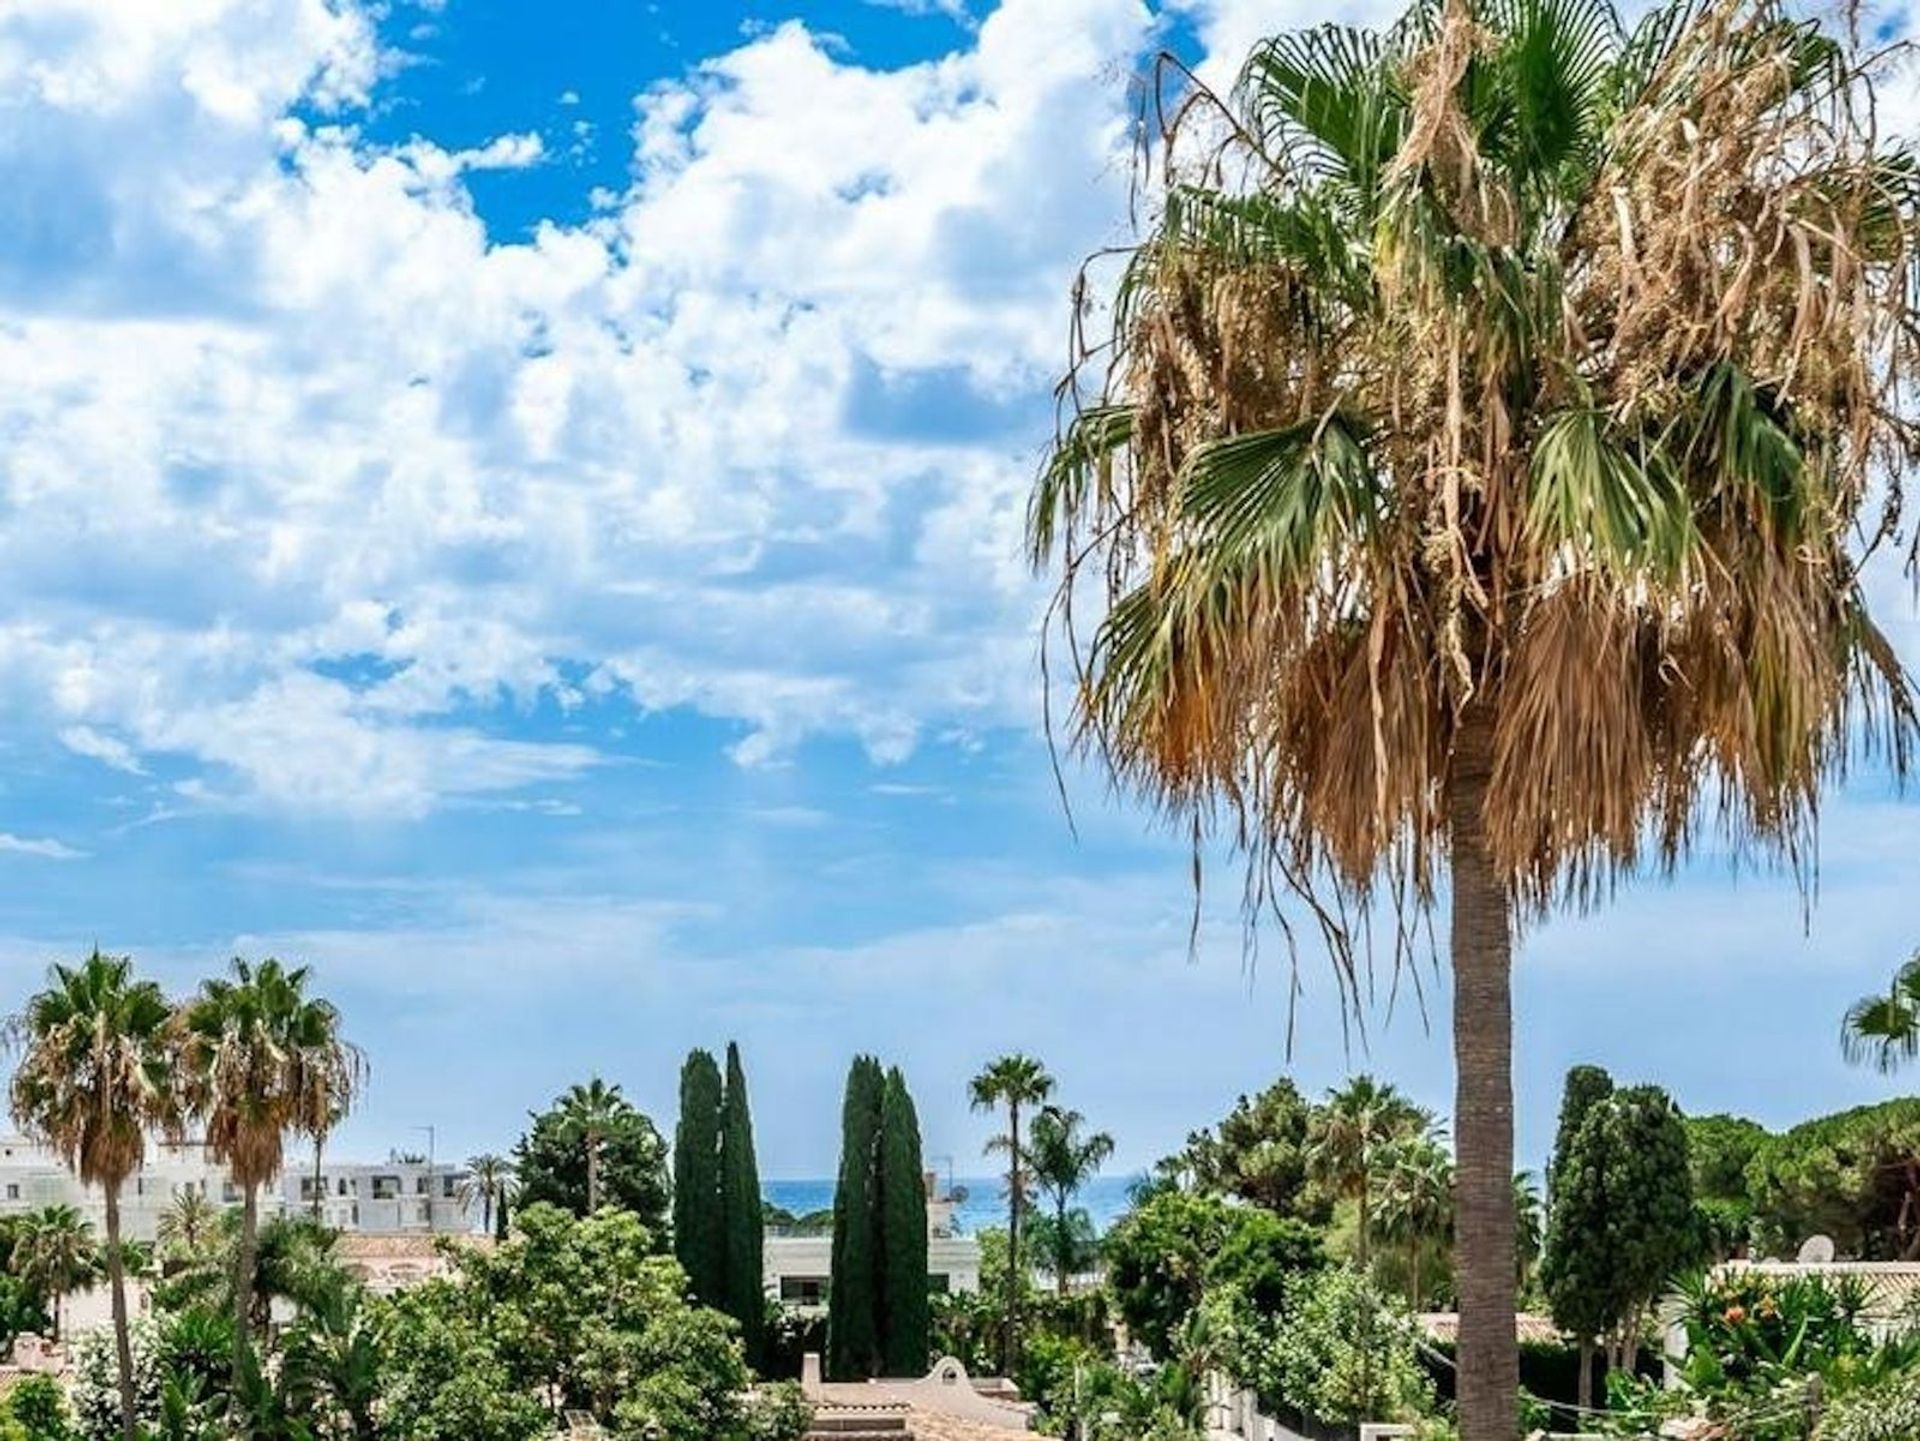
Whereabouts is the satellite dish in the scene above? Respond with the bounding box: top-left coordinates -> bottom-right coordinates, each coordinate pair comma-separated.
1797,1235 -> 1837,1265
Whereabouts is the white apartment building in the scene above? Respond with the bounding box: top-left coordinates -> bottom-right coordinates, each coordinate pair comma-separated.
763,1172 -> 982,1313
0,1133 -> 473,1241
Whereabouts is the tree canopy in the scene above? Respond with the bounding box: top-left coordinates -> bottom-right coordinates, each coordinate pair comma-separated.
514,1082 -> 671,1237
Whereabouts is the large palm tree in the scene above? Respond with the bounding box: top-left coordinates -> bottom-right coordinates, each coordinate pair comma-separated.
458,1153 -> 514,1235
7,951 -> 178,1441
1307,1076 -> 1428,1270
1027,1105 -> 1116,1296
559,1078 -> 626,1214
1028,0 -> 1918,1432
175,957 -> 363,1369
10,1203 -> 98,1343
1841,952 -> 1920,1073
968,1053 -> 1054,1370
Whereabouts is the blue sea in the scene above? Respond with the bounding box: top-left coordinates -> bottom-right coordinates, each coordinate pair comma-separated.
763,1174 -> 1142,1235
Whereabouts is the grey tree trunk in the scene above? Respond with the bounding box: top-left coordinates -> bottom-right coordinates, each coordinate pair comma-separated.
234,1181 -> 260,1371
104,1185 -> 138,1441
1449,702 -> 1519,1441
1005,1102 -> 1022,1376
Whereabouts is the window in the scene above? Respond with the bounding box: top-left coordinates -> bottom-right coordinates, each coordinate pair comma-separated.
372,1175 -> 400,1200
338,1179 -> 348,1196
442,1176 -> 457,1197
416,1177 -> 428,1194
928,1274 -> 951,1295
5,1184 -> 17,1201
779,1276 -> 829,1307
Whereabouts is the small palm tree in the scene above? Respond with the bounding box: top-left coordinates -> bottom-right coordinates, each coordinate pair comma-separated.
175,957 -> 363,1369
7,950 -> 178,1441
1841,953 -> 1920,1073
156,1190 -> 222,1265
457,1153 -> 514,1235
12,1204 -> 98,1343
968,1053 -> 1055,1370
1375,1137 -> 1456,1310
1308,1076 -> 1428,1270
559,1078 -> 626,1214
1027,1106 -> 1116,1296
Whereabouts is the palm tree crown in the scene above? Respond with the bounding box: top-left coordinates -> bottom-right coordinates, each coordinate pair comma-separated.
1308,1075 -> 1429,1267
11,1204 -> 98,1340
7,949 -> 179,1441
1841,952 -> 1920,1073
560,1077 -> 626,1214
175,957 -> 361,1367
1030,2 -> 1917,1434
458,1153 -> 515,1234
1027,1105 -> 1116,1296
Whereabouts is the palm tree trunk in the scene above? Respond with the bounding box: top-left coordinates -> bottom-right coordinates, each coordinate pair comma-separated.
587,1131 -> 601,1214
1357,1175 -> 1371,1272
483,1191 -> 493,1236
1006,1101 -> 1022,1376
312,1136 -> 325,1221
104,1185 -> 138,1441
1449,702 -> 1519,1441
235,1180 -> 260,1370
1057,1196 -> 1070,1299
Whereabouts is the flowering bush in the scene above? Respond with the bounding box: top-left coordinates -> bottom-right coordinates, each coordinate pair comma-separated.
70,1319 -> 163,1441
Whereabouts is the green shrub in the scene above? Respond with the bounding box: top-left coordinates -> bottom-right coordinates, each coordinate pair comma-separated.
1817,1369 -> 1920,1441
742,1382 -> 814,1441
3,1375 -> 74,1441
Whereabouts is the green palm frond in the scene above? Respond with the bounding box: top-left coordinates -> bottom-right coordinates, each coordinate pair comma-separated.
1029,404 -> 1133,565
1180,418 -> 1382,584
1235,24 -> 1405,202
1527,408 -> 1696,578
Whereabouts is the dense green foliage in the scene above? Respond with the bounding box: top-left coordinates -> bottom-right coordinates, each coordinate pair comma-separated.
514,1081 -> 671,1233
826,1056 -> 884,1380
877,1066 -> 930,1376
1205,1266 -> 1434,1425
1745,1100 -> 1920,1261
1541,1083 -> 1697,1391
1104,1189 -> 1324,1357
1607,1270 -> 1920,1440
720,1044 -> 766,1371
1158,1078 -> 1322,1219
673,1050 -> 726,1310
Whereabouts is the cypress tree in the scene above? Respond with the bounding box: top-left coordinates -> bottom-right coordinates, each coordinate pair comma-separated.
827,1055 -> 885,1380
1547,1064 -> 1614,1207
878,1066 -> 930,1376
720,1042 -> 766,1370
674,1049 -> 726,1308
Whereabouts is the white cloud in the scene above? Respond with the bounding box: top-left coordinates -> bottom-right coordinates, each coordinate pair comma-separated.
1,0 -> 1913,825
59,725 -> 146,775
0,833 -> 86,860
0,0 -> 1162,816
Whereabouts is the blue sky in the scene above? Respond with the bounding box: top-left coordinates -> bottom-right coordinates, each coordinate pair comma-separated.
0,0 -> 1917,1184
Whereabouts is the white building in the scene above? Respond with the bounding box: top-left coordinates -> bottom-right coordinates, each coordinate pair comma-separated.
763,1172 -> 982,1312
0,1133 -> 472,1241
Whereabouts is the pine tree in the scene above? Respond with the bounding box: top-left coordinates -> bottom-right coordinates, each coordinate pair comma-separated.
720,1042 -> 766,1370
827,1056 -> 885,1380
878,1066 -> 931,1376
674,1049 -> 726,1308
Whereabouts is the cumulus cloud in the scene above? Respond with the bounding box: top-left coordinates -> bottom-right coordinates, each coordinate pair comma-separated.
0,0 -> 1161,818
